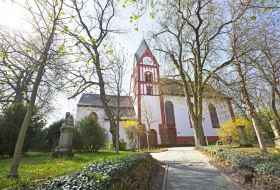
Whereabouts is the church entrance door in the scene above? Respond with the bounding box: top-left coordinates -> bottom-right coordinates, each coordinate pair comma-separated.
149,130 -> 157,146
167,128 -> 176,145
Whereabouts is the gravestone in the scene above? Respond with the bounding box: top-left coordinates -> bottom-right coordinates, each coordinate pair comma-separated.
270,119 -> 280,149
237,125 -> 252,147
52,112 -> 75,158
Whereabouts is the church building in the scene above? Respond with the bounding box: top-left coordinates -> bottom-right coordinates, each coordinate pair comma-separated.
76,41 -> 235,148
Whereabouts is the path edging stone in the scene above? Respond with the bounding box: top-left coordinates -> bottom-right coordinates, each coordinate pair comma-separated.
162,163 -> 168,190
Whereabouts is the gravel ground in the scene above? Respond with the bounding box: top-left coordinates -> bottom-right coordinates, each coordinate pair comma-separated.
151,147 -> 241,190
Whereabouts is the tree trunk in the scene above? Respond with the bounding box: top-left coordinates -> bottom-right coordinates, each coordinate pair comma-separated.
146,127 -> 150,151
192,116 -> 206,147
116,121 -> 119,154
271,85 -> 280,120
251,114 -> 266,152
235,58 -> 267,152
116,95 -> 120,154
8,65 -> 44,178
7,5 -> 61,177
116,86 -> 121,154
177,63 -> 206,148
95,53 -> 117,148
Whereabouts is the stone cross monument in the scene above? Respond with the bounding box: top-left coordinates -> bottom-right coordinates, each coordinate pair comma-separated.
52,112 -> 75,158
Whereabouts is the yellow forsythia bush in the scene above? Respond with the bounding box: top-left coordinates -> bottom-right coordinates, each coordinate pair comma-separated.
218,117 -> 255,145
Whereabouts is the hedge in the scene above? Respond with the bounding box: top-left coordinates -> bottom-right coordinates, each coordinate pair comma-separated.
203,146 -> 280,176
40,153 -> 150,189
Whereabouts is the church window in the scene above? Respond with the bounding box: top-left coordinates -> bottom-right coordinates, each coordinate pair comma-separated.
147,86 -> 153,95
208,104 -> 220,128
165,101 -> 175,125
89,112 -> 98,121
145,72 -> 153,83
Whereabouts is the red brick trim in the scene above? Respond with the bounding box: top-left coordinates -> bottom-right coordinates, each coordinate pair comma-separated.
227,99 -> 236,122
176,136 -> 219,144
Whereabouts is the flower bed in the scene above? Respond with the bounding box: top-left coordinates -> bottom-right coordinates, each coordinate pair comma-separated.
39,153 -> 153,190
203,146 -> 280,176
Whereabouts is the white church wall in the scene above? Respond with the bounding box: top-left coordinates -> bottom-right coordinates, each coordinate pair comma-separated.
76,106 -> 105,121
162,96 -> 232,138
140,95 -> 162,144
95,120 -> 129,148
76,106 -> 130,149
202,99 -> 232,136
203,100 -> 230,137
163,96 -> 194,136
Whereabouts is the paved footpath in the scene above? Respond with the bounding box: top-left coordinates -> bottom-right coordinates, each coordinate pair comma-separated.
151,147 -> 240,190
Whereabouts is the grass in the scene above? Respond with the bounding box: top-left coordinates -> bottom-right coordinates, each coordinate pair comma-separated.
0,151 -> 136,189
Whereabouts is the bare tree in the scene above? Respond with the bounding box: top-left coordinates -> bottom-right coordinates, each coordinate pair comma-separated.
240,0 -> 280,10
254,29 -> 280,120
152,0 -> 240,147
228,11 -> 268,152
0,39 -> 35,105
63,0 -> 120,147
105,46 -> 128,154
7,0 -> 64,178
124,119 -> 142,150
142,102 -> 158,150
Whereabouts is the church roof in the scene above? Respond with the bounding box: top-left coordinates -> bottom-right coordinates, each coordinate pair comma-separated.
160,78 -> 229,99
77,93 -> 136,118
135,40 -> 149,62
78,93 -> 134,108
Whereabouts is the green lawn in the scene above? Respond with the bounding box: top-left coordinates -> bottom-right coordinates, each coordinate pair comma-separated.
0,151 -> 135,189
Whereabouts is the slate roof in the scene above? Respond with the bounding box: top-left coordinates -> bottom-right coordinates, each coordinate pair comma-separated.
78,93 -> 134,107
160,78 -> 229,99
135,40 -> 149,62
78,93 -> 136,118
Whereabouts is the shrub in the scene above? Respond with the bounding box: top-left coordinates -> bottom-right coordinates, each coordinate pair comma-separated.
218,117 -> 255,145
109,141 -> 127,151
43,119 -> 64,152
72,127 -> 83,151
0,103 -> 46,156
256,108 -> 277,139
124,120 -> 143,150
119,142 -> 127,150
78,116 -> 106,152
43,153 -> 150,190
203,146 -> 280,176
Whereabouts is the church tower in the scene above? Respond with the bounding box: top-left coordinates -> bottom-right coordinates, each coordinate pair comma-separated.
130,41 -> 167,145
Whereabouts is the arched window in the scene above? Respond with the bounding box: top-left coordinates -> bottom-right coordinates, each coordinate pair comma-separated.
165,101 -> 175,125
145,72 -> 153,83
146,86 -> 153,95
89,112 -> 98,121
208,104 -> 219,128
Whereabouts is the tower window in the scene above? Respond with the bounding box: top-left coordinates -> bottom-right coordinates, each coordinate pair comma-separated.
147,86 -> 153,95
145,72 -> 153,83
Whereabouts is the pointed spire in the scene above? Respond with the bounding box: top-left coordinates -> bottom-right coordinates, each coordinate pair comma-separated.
135,40 -> 149,62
